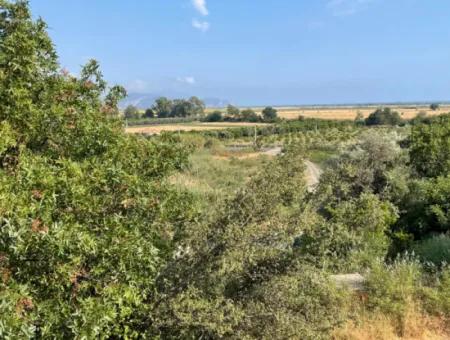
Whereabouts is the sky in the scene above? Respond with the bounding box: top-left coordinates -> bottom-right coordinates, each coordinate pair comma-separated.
29,0 -> 450,106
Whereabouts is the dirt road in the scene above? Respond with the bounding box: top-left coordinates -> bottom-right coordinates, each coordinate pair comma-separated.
305,160 -> 322,192
255,146 -> 322,191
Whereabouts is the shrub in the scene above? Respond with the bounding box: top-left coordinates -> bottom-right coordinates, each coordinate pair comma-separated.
365,258 -> 422,323
204,110 -> 223,122
409,114 -> 450,178
412,235 -> 450,266
430,103 -> 440,111
241,109 -> 260,122
262,106 -> 278,122
365,108 -> 403,126
124,105 -> 140,119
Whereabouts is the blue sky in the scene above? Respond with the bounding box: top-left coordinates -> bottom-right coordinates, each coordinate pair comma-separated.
30,0 -> 450,106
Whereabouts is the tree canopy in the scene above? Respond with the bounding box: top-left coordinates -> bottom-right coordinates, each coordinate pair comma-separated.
0,1 -> 196,337
365,108 -> 403,126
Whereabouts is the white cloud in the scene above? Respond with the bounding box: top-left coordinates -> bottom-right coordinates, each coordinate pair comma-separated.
327,0 -> 375,16
177,76 -> 196,85
192,0 -> 208,16
127,79 -> 150,93
192,19 -> 210,32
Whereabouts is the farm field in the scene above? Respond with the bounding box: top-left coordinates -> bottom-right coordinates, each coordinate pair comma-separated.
126,121 -> 268,134
206,105 -> 450,120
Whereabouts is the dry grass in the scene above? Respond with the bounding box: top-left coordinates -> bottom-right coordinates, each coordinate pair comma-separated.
333,307 -> 449,340
126,122 -> 267,135
206,106 -> 450,121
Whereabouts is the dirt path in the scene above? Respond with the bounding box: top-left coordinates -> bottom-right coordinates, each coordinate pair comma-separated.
304,160 -> 322,192
253,146 -> 322,191
221,146 -> 322,191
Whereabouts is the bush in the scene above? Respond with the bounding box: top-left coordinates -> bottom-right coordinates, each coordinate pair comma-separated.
240,108 -> 261,122
409,114 -> 450,178
430,103 -> 440,111
365,259 -> 422,322
365,108 -> 403,126
204,110 -> 223,122
124,105 -> 140,119
262,106 -> 278,122
412,235 -> 450,266
395,175 -> 450,241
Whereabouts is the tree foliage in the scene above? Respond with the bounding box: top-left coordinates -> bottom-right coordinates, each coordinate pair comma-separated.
205,110 -> 223,122
151,96 -> 205,118
0,2 -> 197,337
124,104 -> 140,119
409,114 -> 450,178
262,106 -> 278,122
365,108 -> 403,126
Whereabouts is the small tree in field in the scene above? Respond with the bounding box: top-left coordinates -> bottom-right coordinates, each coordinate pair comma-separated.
153,97 -> 173,118
430,103 -> 440,111
226,104 -> 240,119
124,105 -> 140,119
205,110 -> 223,122
241,109 -> 260,122
262,106 -> 278,122
365,108 -> 403,126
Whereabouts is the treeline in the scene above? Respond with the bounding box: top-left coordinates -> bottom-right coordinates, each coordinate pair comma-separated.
204,105 -> 278,123
124,96 -> 205,119
357,104 -> 442,126
124,101 -> 279,123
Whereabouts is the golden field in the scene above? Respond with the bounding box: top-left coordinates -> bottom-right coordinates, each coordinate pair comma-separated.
206,105 -> 450,120
126,122 -> 267,135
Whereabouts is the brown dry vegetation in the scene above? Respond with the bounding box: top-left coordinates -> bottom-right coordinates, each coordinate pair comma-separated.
126,122 -> 267,135
333,307 -> 449,340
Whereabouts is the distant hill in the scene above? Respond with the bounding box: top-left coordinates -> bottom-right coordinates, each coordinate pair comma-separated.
120,93 -> 230,109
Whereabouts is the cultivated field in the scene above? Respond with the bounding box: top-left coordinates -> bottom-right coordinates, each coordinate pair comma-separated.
207,105 -> 450,120
126,122 -> 267,134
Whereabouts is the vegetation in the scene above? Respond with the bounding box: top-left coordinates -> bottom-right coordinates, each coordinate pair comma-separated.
365,107 -> 404,126
204,110 -> 223,122
262,106 -> 278,122
430,103 -> 440,111
1,2 -> 449,338
141,96 -> 206,119
124,104 -> 140,119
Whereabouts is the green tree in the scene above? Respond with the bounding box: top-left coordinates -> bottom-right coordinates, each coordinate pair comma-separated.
262,106 -> 278,122
226,104 -> 240,119
153,96 -> 173,118
189,96 -> 205,116
0,2 -> 196,337
409,114 -> 450,178
430,103 -> 440,111
124,105 -> 140,119
365,108 -> 403,126
205,110 -> 223,122
171,99 -> 194,117
241,108 -> 260,122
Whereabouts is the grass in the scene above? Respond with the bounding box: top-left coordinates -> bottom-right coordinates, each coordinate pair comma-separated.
308,149 -> 336,167
333,307 -> 449,340
169,148 -> 271,212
